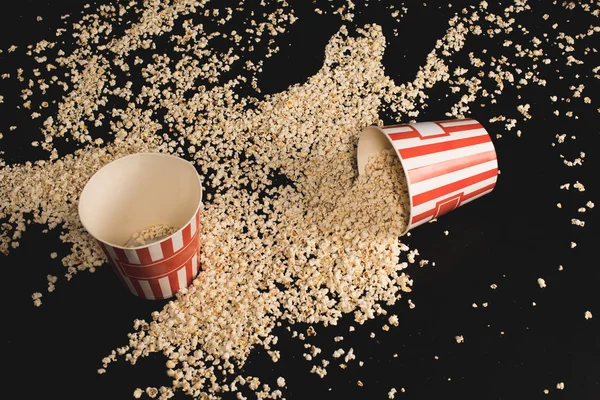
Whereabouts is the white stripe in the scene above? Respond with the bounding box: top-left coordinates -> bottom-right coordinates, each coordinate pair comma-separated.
411,176 -> 497,217
401,141 -> 496,170
192,254 -> 198,278
171,231 -> 184,252
190,216 -> 197,236
158,276 -> 172,299
177,267 -> 188,289
408,121 -> 444,136
439,119 -> 476,127
410,160 -> 498,195
148,243 -> 164,262
138,280 -> 155,299
383,125 -> 413,134
392,128 -> 488,150
124,248 -> 141,264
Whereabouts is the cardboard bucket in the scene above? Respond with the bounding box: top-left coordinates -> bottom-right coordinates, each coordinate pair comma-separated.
78,153 -> 203,300
357,118 -> 498,235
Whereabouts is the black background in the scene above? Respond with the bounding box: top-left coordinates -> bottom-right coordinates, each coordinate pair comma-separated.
1,1 -> 599,399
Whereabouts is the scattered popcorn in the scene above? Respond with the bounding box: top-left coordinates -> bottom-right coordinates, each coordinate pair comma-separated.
556,382 -> 565,390
571,218 -> 585,227
585,311 -> 592,320
332,349 -> 345,359
537,278 -> 547,288
455,335 -> 465,344
145,387 -> 158,398
388,388 -> 397,399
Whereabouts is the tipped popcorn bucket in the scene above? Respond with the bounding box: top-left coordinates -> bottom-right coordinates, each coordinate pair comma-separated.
78,153 -> 203,300
357,118 -> 498,235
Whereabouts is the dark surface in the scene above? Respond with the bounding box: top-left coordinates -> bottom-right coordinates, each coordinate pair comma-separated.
1,1 -> 599,399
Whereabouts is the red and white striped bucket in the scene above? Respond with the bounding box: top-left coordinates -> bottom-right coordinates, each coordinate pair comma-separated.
357,118 -> 498,234
78,153 -> 203,300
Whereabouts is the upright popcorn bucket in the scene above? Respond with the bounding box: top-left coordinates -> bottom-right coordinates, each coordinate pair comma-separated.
78,153 -> 203,300
357,118 -> 498,234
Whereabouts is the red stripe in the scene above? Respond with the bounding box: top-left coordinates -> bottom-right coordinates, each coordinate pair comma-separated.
182,223 -> 192,246
412,168 -> 498,206
147,279 -> 163,300
389,129 -> 420,141
113,247 -> 128,263
433,195 -> 461,219
168,269 -> 181,295
410,182 -> 496,224
120,233 -> 199,279
414,132 -> 452,140
136,247 -> 153,265
399,134 -> 491,159
161,237 -> 175,258
411,208 -> 436,224
407,150 -> 497,184
437,121 -> 482,133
